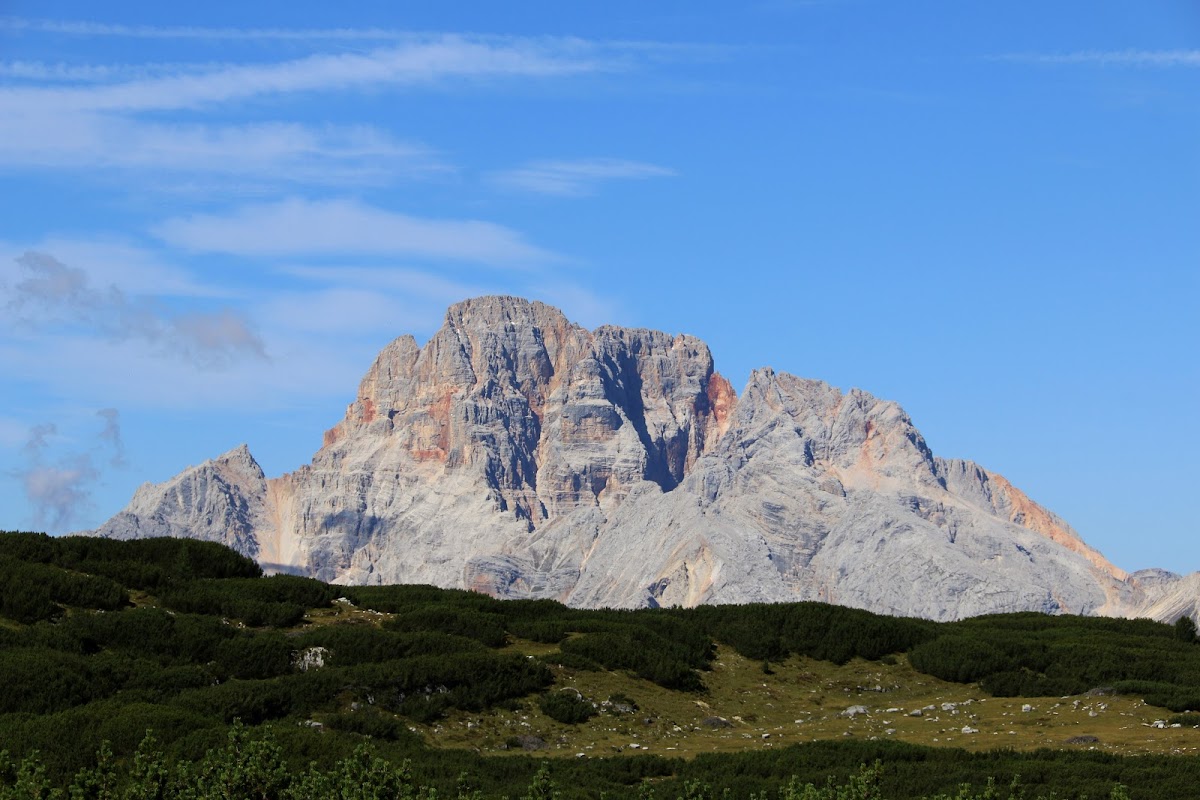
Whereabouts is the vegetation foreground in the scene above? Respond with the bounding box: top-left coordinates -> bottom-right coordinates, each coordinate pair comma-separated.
0,531 -> 1197,798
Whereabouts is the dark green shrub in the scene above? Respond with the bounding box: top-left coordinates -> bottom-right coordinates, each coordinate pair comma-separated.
538,690 -> 596,724
175,676 -> 308,724
346,651 -> 552,719
384,608 -> 507,648
297,626 -> 485,667
0,554 -> 127,622
216,633 -> 295,680
159,582 -> 306,628
0,532 -> 262,589
559,627 -> 705,691
324,710 -> 421,743
508,619 -> 570,644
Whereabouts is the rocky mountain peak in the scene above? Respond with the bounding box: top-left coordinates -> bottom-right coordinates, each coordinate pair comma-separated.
89,297 -> 1193,622
320,297 -> 733,524
443,294 -> 571,330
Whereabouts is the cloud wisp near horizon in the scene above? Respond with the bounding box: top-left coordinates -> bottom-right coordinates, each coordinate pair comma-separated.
9,411 -> 127,532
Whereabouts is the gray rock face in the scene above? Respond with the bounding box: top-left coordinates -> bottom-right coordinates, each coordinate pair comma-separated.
89,296 -> 1195,622
1125,572 -> 1200,624
92,444 -> 268,558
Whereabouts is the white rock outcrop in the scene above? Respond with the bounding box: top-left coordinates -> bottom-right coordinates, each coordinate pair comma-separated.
88,297 -> 1196,622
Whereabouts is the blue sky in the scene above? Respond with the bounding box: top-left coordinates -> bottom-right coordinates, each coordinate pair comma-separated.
0,1 -> 1196,575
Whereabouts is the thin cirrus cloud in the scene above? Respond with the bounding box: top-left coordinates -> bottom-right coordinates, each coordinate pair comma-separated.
0,61 -> 138,81
0,30 -> 641,185
0,18 -> 490,42
153,198 -> 555,264
0,37 -> 619,116
0,115 -> 441,183
997,50 -> 1200,67
490,158 -> 677,196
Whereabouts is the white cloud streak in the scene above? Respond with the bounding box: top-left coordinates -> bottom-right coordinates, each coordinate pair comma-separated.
0,38 -> 615,115
0,18 -> 463,42
0,61 -> 131,81
0,34 -> 636,187
0,115 -> 442,183
153,198 -> 554,264
998,50 -> 1200,67
491,157 -> 676,196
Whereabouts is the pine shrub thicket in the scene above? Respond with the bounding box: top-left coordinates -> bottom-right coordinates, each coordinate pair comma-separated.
0,530 -> 1197,798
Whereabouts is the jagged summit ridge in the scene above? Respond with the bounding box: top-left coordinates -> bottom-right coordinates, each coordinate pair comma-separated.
90,296 -> 1191,622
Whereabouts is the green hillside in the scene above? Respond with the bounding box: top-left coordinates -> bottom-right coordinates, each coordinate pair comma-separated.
0,531 -> 1197,799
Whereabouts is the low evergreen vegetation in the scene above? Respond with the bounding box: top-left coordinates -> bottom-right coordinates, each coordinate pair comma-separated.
0,530 -> 1196,798
908,613 -> 1200,711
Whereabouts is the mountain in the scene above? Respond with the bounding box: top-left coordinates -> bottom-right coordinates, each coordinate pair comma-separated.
89,296 -> 1194,621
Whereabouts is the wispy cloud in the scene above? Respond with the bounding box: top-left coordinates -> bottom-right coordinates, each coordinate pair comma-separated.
8,414 -> 126,532
5,251 -> 267,368
0,241 -> 612,414
0,238 -> 222,298
0,38 -> 618,116
154,198 -> 555,264
23,422 -> 57,457
490,158 -> 676,196
1,19 -> 711,60
0,61 -> 136,81
96,408 -> 126,468
0,18 -> 469,42
0,59 -> 234,82
0,115 -> 442,184
997,50 -> 1200,67
21,456 -> 98,531
0,33 -> 642,188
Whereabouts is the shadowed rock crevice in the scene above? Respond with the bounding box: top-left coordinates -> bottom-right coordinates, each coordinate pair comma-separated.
597,344 -> 679,493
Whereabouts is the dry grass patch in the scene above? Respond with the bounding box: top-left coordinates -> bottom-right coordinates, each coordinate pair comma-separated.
421,643 -> 1200,759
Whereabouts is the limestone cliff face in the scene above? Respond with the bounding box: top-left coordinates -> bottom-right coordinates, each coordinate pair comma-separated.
90,297 -> 1194,622
91,444 -> 268,558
